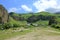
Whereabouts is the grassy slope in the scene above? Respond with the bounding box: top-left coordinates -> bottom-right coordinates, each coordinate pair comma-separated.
9,17 -> 27,25
9,11 -> 60,21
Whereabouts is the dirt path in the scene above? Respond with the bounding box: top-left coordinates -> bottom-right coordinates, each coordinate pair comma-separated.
6,27 -> 60,40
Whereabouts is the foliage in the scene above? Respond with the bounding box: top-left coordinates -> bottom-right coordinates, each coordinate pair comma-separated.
13,23 -> 21,27
2,22 -> 13,29
51,24 -> 60,29
0,24 -> 3,30
48,16 -> 57,25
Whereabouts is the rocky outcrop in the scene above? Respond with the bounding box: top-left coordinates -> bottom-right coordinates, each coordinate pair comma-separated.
0,5 -> 8,24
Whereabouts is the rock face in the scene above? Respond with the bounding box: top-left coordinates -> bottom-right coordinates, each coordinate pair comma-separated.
0,5 -> 8,24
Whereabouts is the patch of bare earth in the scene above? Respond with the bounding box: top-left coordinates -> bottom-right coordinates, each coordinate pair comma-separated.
6,27 -> 60,40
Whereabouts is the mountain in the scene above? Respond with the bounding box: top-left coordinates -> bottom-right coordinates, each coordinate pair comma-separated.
55,12 -> 60,14
46,8 -> 60,13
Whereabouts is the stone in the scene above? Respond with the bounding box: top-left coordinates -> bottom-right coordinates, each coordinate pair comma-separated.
0,5 -> 8,24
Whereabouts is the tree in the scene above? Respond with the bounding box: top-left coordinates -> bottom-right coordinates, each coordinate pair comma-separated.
48,16 -> 57,25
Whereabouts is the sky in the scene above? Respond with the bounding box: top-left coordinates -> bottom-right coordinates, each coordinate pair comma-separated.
0,0 -> 60,13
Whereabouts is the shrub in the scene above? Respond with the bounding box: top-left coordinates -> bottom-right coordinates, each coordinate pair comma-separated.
48,16 -> 57,25
55,24 -> 60,29
51,24 -> 56,28
51,24 -> 60,29
0,22 -> 21,29
3,22 -> 14,29
0,24 -> 4,30
13,23 -> 21,27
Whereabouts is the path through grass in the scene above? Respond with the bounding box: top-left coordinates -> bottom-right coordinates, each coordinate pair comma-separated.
5,27 -> 60,40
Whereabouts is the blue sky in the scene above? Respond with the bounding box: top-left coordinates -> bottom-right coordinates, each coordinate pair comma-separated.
0,0 -> 60,13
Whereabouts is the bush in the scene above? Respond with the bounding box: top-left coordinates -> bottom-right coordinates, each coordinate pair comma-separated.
48,16 -> 57,25
55,24 -> 60,29
13,23 -> 21,27
0,24 -> 4,30
2,22 -> 13,29
0,22 -> 21,30
51,24 -> 60,29
51,24 -> 56,28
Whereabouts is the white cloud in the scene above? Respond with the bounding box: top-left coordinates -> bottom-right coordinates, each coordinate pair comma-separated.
21,5 -> 32,12
8,7 -> 21,12
33,0 -> 60,12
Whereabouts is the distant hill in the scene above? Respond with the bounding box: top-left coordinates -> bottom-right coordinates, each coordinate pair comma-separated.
0,5 -> 60,25
46,8 -> 60,13
55,12 -> 60,14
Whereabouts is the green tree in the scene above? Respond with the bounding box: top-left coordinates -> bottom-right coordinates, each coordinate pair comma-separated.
48,16 -> 57,25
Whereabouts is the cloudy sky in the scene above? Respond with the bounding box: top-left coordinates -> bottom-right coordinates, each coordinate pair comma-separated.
0,0 -> 60,13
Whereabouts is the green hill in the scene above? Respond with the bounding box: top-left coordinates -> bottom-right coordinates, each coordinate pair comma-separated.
0,5 -> 60,29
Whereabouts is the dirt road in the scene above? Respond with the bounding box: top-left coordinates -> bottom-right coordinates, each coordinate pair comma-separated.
6,27 -> 60,40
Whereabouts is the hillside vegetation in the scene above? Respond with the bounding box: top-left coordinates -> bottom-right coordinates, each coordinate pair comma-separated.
0,11 -> 60,29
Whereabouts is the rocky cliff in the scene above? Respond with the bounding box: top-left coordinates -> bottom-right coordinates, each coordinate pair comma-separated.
0,5 -> 8,24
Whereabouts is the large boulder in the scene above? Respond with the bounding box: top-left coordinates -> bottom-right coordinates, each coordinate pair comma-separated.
0,5 -> 8,24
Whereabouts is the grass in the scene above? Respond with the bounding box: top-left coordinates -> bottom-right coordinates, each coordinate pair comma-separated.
0,27 -> 32,40
0,26 -> 60,40
9,17 -> 27,26
39,27 -> 60,36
